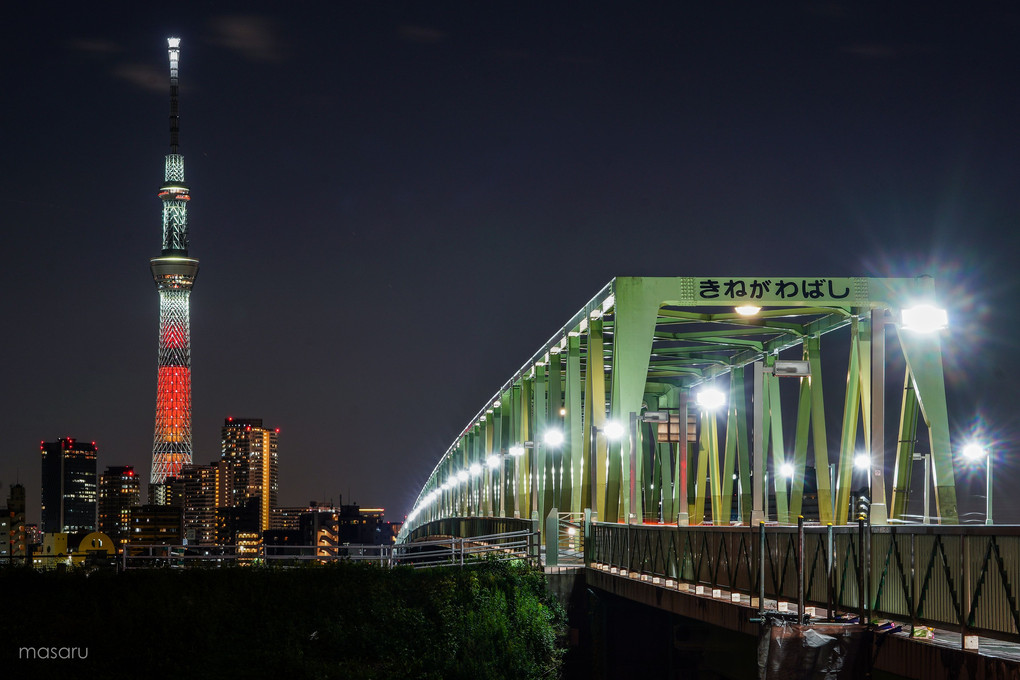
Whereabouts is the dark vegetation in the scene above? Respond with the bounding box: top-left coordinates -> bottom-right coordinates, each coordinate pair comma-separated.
2,560 -> 565,679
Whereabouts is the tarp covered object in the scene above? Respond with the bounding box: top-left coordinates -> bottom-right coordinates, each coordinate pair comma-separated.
758,616 -> 868,680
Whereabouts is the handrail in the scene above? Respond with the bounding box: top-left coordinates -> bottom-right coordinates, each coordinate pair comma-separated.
588,521 -> 1020,642
119,527 -> 540,571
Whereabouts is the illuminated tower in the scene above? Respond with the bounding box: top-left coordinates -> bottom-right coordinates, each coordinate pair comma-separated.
150,37 -> 199,496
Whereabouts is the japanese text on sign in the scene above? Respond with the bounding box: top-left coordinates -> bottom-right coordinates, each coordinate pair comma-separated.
695,278 -> 852,302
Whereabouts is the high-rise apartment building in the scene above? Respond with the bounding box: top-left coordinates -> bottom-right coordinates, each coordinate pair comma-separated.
166,461 -> 232,545
98,466 -> 141,545
221,418 -> 278,531
40,438 -> 98,533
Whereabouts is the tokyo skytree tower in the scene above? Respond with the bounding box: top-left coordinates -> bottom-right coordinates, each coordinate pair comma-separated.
149,37 -> 199,491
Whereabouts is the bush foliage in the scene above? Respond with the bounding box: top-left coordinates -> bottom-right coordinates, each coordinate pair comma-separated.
1,560 -> 565,680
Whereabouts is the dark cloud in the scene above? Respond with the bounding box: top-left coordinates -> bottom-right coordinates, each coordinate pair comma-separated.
207,15 -> 283,62
397,25 -> 448,44
112,62 -> 165,92
66,38 -> 122,54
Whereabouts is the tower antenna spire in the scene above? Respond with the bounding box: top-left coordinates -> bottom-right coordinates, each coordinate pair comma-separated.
149,37 -> 199,501
168,37 -> 181,154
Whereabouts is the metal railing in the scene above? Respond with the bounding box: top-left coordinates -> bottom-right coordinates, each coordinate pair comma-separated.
121,526 -> 540,570
589,521 -> 1020,643
545,510 -> 585,567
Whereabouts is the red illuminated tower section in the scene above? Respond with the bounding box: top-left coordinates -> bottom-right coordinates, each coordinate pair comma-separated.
150,37 -> 198,495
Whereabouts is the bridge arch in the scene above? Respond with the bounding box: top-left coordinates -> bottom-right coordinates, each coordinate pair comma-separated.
399,275 -> 955,542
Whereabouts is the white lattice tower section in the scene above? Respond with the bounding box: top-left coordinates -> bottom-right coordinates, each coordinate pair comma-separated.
150,37 -> 199,487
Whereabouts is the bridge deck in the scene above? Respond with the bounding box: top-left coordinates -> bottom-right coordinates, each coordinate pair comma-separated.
588,565 -> 1020,680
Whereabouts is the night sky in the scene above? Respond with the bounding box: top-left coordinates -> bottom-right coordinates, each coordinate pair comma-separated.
4,3 -> 1019,524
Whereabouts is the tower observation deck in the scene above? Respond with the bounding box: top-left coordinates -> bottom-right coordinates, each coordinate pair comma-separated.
149,37 -> 198,494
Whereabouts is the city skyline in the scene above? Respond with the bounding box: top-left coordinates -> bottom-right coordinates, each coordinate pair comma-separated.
3,4 -> 1019,524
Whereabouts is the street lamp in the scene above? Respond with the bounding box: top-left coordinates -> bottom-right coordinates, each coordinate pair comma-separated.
626,410 -> 677,523
963,443 -> 992,525
777,462 -> 795,523
510,430 -> 564,518
543,428 -> 565,447
901,304 -> 948,334
696,387 -> 726,411
589,420 -> 625,516
853,453 -> 872,521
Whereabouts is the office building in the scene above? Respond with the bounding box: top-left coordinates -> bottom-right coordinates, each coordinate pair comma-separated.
40,438 -> 98,533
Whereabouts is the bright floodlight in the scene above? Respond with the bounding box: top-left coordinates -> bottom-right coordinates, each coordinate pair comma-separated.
168,37 -> 181,48
780,462 -> 795,478
901,304 -> 948,334
457,470 -> 469,483
696,387 -> 726,410
735,305 -> 761,316
469,463 -> 483,477
543,429 -> 565,447
963,443 -> 987,460
509,445 -> 525,457
854,453 -> 871,470
486,454 -> 501,469
603,420 -> 625,440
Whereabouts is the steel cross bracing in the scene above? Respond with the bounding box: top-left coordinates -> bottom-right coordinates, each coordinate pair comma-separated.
150,283 -> 195,483
400,276 -> 958,543
149,37 -> 198,487
587,522 -> 1020,644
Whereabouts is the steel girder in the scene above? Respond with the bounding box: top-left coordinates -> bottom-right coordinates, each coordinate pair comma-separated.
399,276 -> 958,544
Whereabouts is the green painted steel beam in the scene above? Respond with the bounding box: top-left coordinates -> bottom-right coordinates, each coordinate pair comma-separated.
401,276 -> 958,542
566,335 -> 583,515
890,370 -> 919,521
834,318 -> 863,525
896,324 -> 958,523
654,333 -> 765,350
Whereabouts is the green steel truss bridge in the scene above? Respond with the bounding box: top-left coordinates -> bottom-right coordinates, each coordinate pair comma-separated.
399,275 -> 959,539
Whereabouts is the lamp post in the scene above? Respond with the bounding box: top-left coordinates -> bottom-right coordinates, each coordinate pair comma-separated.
854,453 -> 872,521
854,454 -> 871,492
780,462 -> 795,524
751,360 -> 811,524
589,420 -> 625,516
963,443 -> 992,525
511,429 -> 564,520
629,410 -> 675,524
486,453 -> 502,516
509,444 -> 526,518
899,297 -> 949,525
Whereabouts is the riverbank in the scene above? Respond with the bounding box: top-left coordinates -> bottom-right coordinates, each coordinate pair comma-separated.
1,560 -> 565,679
